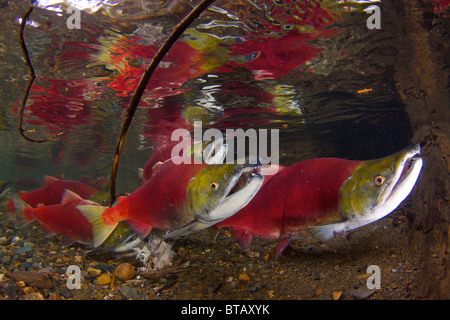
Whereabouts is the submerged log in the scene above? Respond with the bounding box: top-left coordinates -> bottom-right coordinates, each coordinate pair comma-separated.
386,0 -> 449,299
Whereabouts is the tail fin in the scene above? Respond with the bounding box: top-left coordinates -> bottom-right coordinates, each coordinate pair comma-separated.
77,205 -> 116,247
11,196 -> 33,228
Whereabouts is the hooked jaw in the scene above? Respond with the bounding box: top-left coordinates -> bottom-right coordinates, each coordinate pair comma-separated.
206,164 -> 264,222
369,145 -> 423,223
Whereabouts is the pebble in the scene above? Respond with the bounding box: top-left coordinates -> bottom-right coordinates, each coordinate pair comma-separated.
114,263 -> 136,281
13,246 -> 32,255
315,286 -> 323,296
350,287 -> 376,300
6,270 -> 54,289
332,291 -> 342,300
87,267 -> 102,276
120,286 -> 138,299
239,273 -> 250,281
24,292 -> 44,300
96,273 -> 111,286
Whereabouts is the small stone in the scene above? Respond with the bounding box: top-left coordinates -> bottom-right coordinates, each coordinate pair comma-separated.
59,288 -> 73,299
120,286 -> 138,299
39,267 -> 54,274
239,273 -> 250,281
332,291 -> 342,300
11,236 -> 22,244
97,273 -> 111,286
23,242 -> 35,248
350,287 -> 376,300
6,271 -> 54,289
315,287 -> 323,296
24,292 -> 44,300
114,263 -> 136,281
23,287 -> 34,294
87,267 -> 102,276
247,251 -> 260,259
13,246 -> 32,255
48,293 -> 60,300
4,284 -> 17,299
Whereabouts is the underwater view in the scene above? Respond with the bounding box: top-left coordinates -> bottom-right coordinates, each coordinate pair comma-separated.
0,0 -> 448,303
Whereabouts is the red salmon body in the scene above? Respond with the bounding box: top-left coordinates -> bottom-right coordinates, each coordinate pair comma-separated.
22,192 -> 97,245
103,158 -> 207,237
216,158 -> 361,257
8,176 -> 99,211
142,139 -> 192,181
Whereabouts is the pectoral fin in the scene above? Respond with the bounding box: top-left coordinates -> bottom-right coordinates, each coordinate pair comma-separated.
308,222 -> 346,242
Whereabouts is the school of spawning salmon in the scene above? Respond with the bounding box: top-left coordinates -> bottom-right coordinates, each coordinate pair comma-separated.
4,140 -> 422,260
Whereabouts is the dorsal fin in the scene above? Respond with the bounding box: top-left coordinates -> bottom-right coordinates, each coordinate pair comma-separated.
61,189 -> 82,204
44,175 -> 59,186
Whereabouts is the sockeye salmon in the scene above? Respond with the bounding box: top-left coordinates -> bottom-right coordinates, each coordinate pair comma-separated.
215,145 -> 423,258
7,175 -> 100,212
79,156 -> 263,247
12,190 -> 140,252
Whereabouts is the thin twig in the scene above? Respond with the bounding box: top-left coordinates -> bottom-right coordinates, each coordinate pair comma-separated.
18,5 -> 63,143
109,0 -> 216,205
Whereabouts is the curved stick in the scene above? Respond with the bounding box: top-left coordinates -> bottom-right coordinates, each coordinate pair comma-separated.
109,0 -> 216,205
18,5 -> 63,142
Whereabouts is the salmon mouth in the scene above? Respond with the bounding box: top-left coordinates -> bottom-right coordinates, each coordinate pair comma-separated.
374,144 -> 422,218
210,162 -> 264,221
385,146 -> 422,202
228,165 -> 262,197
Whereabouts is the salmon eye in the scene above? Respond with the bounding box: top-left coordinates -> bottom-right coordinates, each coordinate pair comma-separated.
116,233 -> 122,239
210,182 -> 219,190
375,175 -> 385,185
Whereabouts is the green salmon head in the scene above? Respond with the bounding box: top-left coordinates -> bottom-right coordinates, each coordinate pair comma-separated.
339,144 -> 423,226
310,144 -> 423,242
101,221 -> 142,252
187,162 -> 264,222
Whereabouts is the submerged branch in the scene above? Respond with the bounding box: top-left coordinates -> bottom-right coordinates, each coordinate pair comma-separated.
18,5 -> 63,143
109,0 -> 216,205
